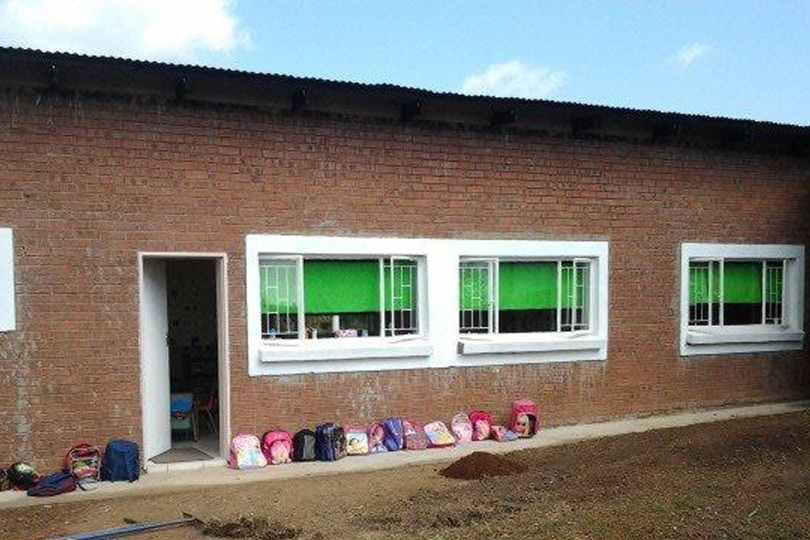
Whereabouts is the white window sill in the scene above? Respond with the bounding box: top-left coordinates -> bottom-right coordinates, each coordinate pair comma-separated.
458,332 -> 606,356
259,336 -> 433,363
686,328 -> 805,345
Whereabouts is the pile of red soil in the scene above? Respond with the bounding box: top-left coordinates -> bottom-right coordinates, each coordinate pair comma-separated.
439,451 -> 526,480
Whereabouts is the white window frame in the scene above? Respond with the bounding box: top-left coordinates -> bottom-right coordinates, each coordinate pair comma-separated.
680,243 -> 805,356
455,244 -> 607,360
247,235 -> 432,375
0,228 -> 14,332
246,235 -> 608,375
459,257 -> 593,336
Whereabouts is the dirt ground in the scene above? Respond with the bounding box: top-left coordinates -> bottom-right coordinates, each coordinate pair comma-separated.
3,411 -> 810,540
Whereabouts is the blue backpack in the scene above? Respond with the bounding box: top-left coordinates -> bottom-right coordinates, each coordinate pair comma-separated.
315,423 -> 346,461
101,440 -> 140,482
27,472 -> 76,497
383,418 -> 405,451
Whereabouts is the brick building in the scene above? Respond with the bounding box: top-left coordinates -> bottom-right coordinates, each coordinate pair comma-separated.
1,48 -> 809,470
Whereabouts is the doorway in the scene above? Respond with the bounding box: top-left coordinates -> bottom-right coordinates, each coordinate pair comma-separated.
139,253 -> 229,470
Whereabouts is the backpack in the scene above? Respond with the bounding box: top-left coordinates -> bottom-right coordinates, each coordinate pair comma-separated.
403,420 -> 428,450
227,434 -> 267,470
451,413 -> 473,443
261,431 -> 293,465
491,425 -> 518,442
345,427 -> 369,456
27,472 -> 76,497
510,398 -> 539,438
424,421 -> 455,448
101,440 -> 140,482
64,444 -> 102,482
7,462 -> 40,490
469,411 -> 493,441
315,423 -> 346,461
367,423 -> 388,454
292,429 -> 317,462
383,418 -> 405,452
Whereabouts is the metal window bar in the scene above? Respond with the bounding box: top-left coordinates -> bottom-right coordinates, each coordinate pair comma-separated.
260,258 -> 300,338
387,257 -> 419,336
764,260 -> 784,325
559,260 -> 590,332
688,261 -> 712,326
459,260 -> 496,333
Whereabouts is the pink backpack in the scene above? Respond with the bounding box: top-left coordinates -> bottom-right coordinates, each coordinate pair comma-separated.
451,413 -> 473,443
261,431 -> 293,465
469,411 -> 493,441
228,434 -> 267,470
510,398 -> 539,438
402,419 -> 428,450
368,423 -> 388,454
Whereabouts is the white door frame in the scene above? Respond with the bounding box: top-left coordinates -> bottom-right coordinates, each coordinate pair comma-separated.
138,252 -> 231,464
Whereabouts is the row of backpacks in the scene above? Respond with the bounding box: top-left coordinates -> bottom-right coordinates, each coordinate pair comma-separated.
229,399 -> 539,470
1,440 -> 140,497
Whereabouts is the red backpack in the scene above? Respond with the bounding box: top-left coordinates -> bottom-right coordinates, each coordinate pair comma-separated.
261,431 -> 293,465
469,411 -> 493,441
64,444 -> 102,482
509,399 -> 539,438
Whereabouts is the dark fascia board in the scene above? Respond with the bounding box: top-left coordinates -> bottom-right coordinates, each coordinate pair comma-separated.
0,47 -> 808,155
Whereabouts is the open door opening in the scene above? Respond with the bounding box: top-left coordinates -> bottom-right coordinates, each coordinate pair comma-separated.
140,254 -> 229,469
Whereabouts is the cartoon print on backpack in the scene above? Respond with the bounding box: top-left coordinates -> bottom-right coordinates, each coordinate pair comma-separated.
368,423 -> 388,453
346,427 -> 369,456
261,431 -> 293,465
510,398 -> 539,438
451,413 -> 473,443
469,411 -> 493,441
228,434 -> 267,470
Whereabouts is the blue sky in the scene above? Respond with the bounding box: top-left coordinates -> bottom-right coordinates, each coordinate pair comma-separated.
0,1 -> 807,124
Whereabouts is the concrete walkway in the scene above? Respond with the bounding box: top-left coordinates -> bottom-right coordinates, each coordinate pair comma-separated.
2,400 -> 808,510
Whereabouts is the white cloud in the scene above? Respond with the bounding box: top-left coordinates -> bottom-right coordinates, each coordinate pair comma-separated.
0,0 -> 249,62
461,60 -> 566,99
670,41 -> 711,68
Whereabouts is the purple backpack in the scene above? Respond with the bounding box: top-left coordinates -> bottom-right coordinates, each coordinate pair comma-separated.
383,418 -> 405,451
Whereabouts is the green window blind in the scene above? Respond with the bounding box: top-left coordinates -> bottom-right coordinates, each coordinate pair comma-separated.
303,260 -> 380,314
689,261 -> 763,305
498,262 -> 558,310
723,262 -> 762,303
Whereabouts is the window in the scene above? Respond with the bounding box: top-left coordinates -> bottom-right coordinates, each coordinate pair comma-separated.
680,244 -> 804,356
0,228 -> 13,332
459,259 -> 590,334
260,257 -> 419,340
688,260 -> 784,327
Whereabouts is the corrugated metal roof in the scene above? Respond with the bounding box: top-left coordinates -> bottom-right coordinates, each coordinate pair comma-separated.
0,46 -> 805,129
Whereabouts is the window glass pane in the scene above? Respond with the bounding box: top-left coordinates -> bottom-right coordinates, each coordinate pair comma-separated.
384,259 -> 418,336
765,261 -> 784,325
498,261 -> 558,333
459,261 -> 492,333
689,261 -> 720,326
560,261 -> 590,331
723,261 -> 762,325
303,259 -> 381,338
260,259 -> 299,339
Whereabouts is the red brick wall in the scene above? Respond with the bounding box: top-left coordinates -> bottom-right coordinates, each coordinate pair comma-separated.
1,89 -> 809,470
